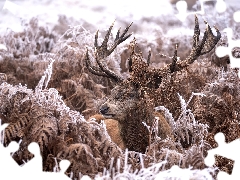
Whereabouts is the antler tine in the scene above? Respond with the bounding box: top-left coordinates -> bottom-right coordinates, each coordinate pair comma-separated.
170,44 -> 179,73
186,15 -> 202,64
185,16 -> 221,64
147,50 -> 151,66
162,15 -> 221,74
94,30 -> 99,48
100,21 -> 115,53
108,22 -> 133,55
199,22 -> 221,55
115,27 -> 121,42
128,37 -> 136,73
85,22 -> 133,82
119,22 -> 133,42
85,47 -> 123,82
193,14 -> 200,47
85,48 -> 109,77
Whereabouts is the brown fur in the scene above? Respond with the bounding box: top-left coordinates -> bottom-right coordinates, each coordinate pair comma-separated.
154,112 -> 173,140
85,17 -> 220,153
89,114 -> 125,150
100,89 -> 174,153
89,112 -> 173,152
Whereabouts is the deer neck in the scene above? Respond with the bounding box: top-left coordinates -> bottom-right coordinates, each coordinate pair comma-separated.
118,102 -> 155,153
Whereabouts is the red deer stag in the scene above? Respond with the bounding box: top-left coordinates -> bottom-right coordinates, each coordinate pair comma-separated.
85,15 -> 221,153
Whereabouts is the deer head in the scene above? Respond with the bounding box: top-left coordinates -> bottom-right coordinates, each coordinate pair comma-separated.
85,15 -> 221,123
84,15 -> 221,152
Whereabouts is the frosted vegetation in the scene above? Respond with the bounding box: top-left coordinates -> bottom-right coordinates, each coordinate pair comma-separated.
0,0 -> 240,179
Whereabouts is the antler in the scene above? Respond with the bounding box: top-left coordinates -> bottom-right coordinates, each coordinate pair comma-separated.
163,15 -> 221,74
85,22 -> 132,82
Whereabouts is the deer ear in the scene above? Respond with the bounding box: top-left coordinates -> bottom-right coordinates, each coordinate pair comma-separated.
132,81 -> 140,89
153,74 -> 162,89
147,74 -> 162,89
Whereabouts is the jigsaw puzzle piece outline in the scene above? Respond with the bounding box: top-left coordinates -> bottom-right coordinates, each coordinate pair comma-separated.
215,28 -> 240,77
233,10 -> 240,22
20,142 -> 72,180
0,122 -> 71,180
204,132 -> 240,180
175,0 -> 205,21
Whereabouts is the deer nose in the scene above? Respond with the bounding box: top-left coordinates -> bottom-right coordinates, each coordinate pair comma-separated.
100,104 -> 109,114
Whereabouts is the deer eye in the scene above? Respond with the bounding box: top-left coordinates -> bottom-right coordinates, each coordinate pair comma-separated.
128,93 -> 135,98
115,93 -> 122,100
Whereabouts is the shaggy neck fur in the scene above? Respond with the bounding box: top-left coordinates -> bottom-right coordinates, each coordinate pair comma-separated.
119,99 -> 155,153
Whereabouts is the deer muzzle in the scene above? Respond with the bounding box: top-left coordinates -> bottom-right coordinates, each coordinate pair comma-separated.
100,104 -> 110,115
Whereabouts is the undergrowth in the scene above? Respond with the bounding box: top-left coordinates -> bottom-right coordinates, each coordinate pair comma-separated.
0,8 -> 240,179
